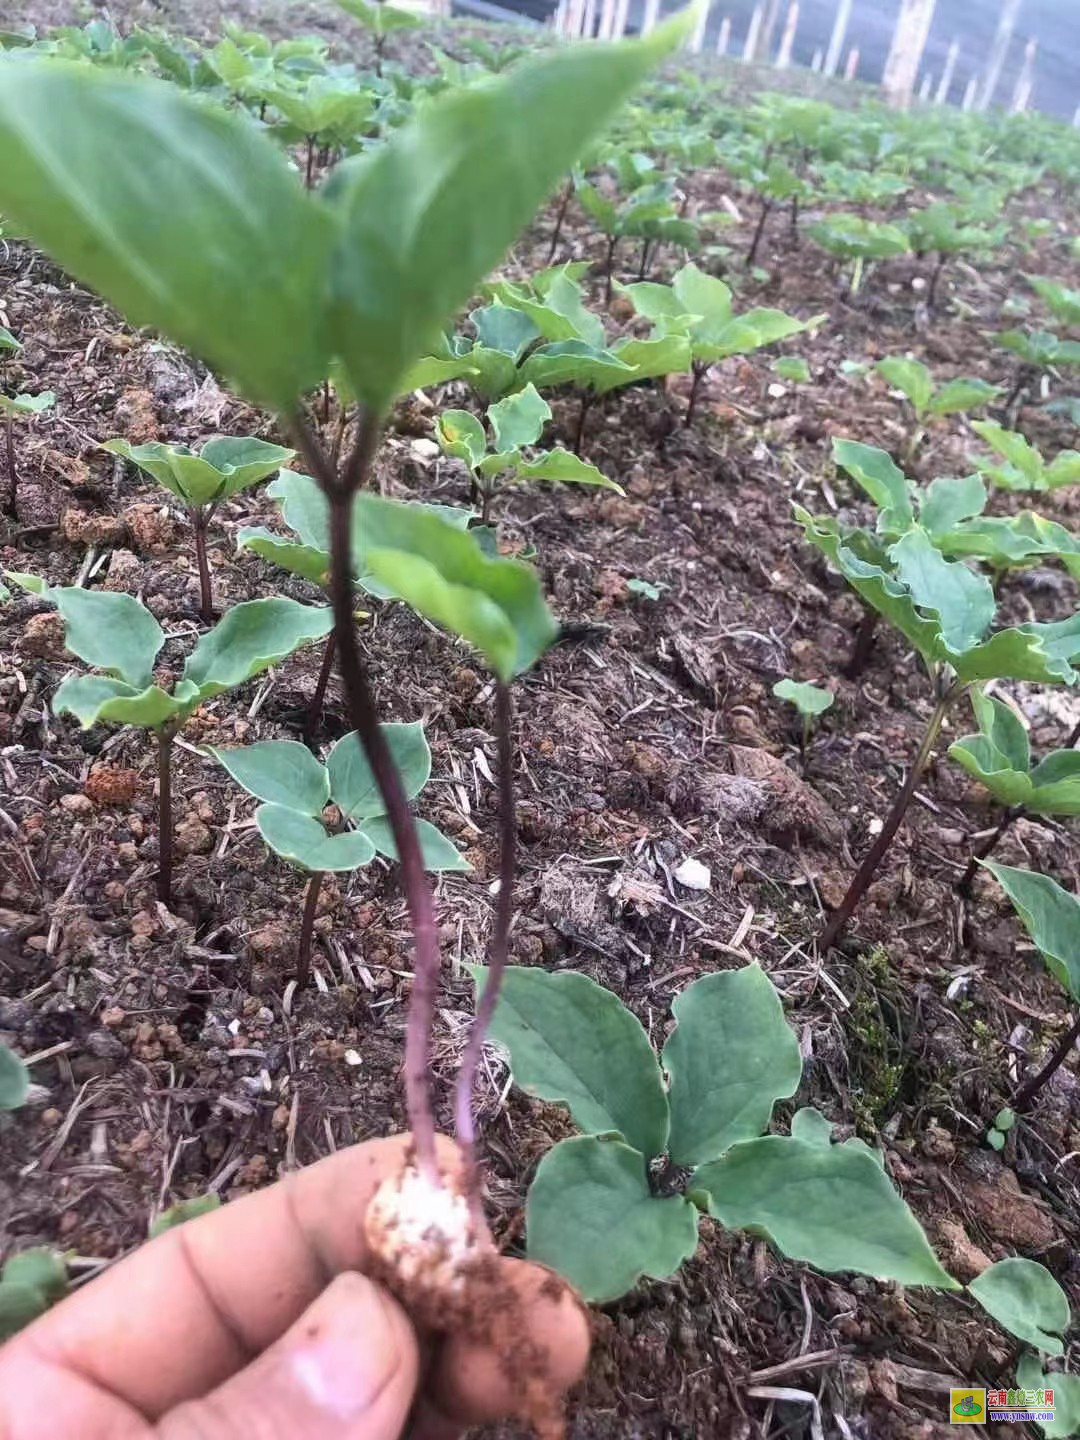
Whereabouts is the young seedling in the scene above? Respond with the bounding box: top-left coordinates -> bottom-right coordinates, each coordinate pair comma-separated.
772,676 -> 833,760
212,728 -> 468,985
792,504 -> 1080,949
334,0 -> 420,76
904,203 -> 1005,310
1028,275 -> 1080,330
257,72 -> 375,187
0,1044 -> 29,1111
473,962 -> 958,1300
874,357 -> 999,466
773,355 -> 810,385
1,389 -> 55,520
149,1194 -> 222,1238
488,266 -> 691,449
8,575 -> 331,906
618,261 -> 823,426
103,436 -> 294,622
986,1105 -> 1016,1152
994,329 -> 1080,423
971,421 -> 1080,494
982,862 -> 1080,1113
0,22 -> 689,1427
577,171 -> 697,301
435,384 -> 620,524
949,689 -> 1080,894
806,215 -> 910,298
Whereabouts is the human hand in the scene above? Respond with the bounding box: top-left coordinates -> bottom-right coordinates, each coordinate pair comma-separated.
0,1135 -> 589,1439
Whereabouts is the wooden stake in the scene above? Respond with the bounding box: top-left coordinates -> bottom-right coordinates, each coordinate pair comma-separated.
596,0 -> 616,39
690,0 -> 710,52
935,37 -> 959,102
641,0 -> 661,36
882,0 -> 938,110
742,4 -> 763,61
918,69 -> 934,100
612,0 -> 632,39
716,15 -> 731,53
823,0 -> 852,77
843,45 -> 859,79
978,0 -> 1021,111
961,73 -> 978,109
775,1 -> 798,67
1010,36 -> 1036,113
810,45 -> 823,71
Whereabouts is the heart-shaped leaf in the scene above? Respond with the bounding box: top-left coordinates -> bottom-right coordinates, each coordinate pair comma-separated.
327,723 -> 431,821
16,582 -> 165,688
237,527 -> 331,584
1016,1354 -> 1080,1437
436,410 -> 487,469
515,450 -> 623,491
211,740 -> 330,815
53,675 -> 191,730
876,356 -> 934,416
662,964 -> 802,1166
255,804 -> 376,872
693,1134 -> 958,1287
527,1136 -> 699,1303
833,439 -> 914,536
969,1258 -> 1070,1355
1028,749 -> 1080,816
471,302 -> 539,359
488,384 -> 551,452
0,63 -> 335,411
918,473 -> 987,536
473,964 -> 669,1158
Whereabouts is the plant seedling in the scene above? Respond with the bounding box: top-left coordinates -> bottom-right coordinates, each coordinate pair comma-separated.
0,1044 -> 29,1111
874,357 -> 999,465
986,1106 -> 1016,1152
950,689 -> 1080,893
149,1193 -> 222,1237
773,355 -> 810,385
995,329 -> 1080,423
792,502 -> 1080,949
577,173 -> 698,301
905,204 -> 1005,309
0,21 -> 690,1419
1028,275 -> 1080,329
1,389 -> 55,520
103,436 -> 294,621
473,962 -> 958,1301
8,575 -> 331,906
773,677 -> 833,758
435,384 -> 620,524
619,261 -> 823,426
982,862 -> 1080,1113
806,215 -> 909,297
0,1248 -> 67,1342
213,728 -> 468,984
257,73 -> 375,187
488,266 -> 691,449
335,0 -> 420,75
971,421 -> 1080,494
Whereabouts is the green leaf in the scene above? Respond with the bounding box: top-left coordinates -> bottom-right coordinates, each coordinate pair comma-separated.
790,1107 -> 833,1145
929,377 -> 1000,417
661,964 -> 802,1166
604,332 -> 692,393
237,527 -> 330,584
471,301 -> 539,359
0,1044 -> 29,1110
889,529 -> 995,654
182,598 -> 332,700
833,439 -> 914,536
488,384 -> 551,452
0,1283 -> 48,1341
148,1193 -> 222,1238
1028,750 -> 1080,817
518,340 -> 634,394
694,1135 -> 958,1287
982,862 -> 1080,1001
327,18 -> 689,412
351,494 -> 558,680
0,390 -> 54,418
53,675 -> 188,730
210,740 -> 329,816
774,356 -> 811,383
474,965 -> 669,1158
952,688 -> 1031,777
398,353 -> 481,394
969,1259 -> 1070,1355
1016,1354 -> 1080,1437
0,64 -> 334,411
105,436 -> 292,506
918,473 -> 987,536
876,357 -> 934,417
773,678 -> 834,717
435,410 -> 487,469
515,450 -> 623,492
327,723 -> 431,821
48,586 -> 164,688
1,1249 -> 66,1303
527,1136 -> 699,1303
255,804 -> 376,872
360,816 -> 471,872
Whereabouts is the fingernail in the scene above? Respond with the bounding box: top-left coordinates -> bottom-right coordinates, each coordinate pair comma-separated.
289,1274 -> 400,1419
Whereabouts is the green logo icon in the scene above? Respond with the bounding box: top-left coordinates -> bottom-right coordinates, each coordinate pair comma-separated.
953,1397 -> 983,1418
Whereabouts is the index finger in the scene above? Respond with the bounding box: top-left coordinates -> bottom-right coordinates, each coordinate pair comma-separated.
3,1134 -> 439,1417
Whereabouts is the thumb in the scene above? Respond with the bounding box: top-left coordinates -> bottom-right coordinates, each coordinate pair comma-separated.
158,1272 -> 419,1440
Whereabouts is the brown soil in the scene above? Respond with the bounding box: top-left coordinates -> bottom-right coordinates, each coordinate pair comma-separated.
2,5 -> 1080,1437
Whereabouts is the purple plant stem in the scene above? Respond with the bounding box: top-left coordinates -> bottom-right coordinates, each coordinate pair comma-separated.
296,870 -> 324,988
1011,1012 -> 1080,1112
292,413 -> 442,1180
156,727 -> 174,907
454,682 -> 515,1190
4,415 -> 16,518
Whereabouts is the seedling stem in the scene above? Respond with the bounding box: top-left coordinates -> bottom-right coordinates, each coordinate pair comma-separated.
297,870 -> 324,987
156,725 -> 176,906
